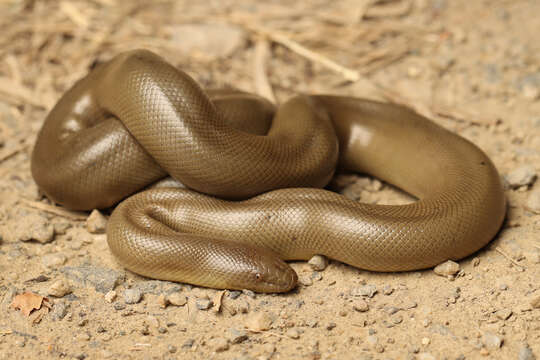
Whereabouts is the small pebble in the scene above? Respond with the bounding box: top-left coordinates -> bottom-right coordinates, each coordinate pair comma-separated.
308,255 -> 328,271
245,312 -> 273,331
124,288 -> 143,304
353,299 -> 369,312
421,337 -> 431,345
167,345 -> 177,354
526,188 -> 540,213
210,337 -> 229,352
382,285 -> 394,295
42,253 -> 67,269
482,332 -> 503,350
168,292 -> 187,306
326,322 -> 336,331
506,165 -> 537,189
104,290 -> 116,303
518,344 -> 536,360
86,209 -> 108,234
227,328 -> 248,344
495,308 -> 513,320
351,284 -> 377,298
11,213 -> 55,243
286,328 -> 300,339
434,260 -> 460,276
48,278 -> 72,297
195,298 -> 213,310
182,339 -> 195,349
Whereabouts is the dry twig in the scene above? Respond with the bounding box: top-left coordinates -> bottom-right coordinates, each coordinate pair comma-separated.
253,38 -> 276,103
20,199 -> 87,221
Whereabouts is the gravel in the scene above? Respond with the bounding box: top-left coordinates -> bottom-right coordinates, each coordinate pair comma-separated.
123,288 -> 143,304
482,332 -> 503,349
41,253 -> 67,268
61,265 -> 123,293
195,298 -> 213,310
506,165 -> 537,188
47,278 -> 72,297
350,284 -> 377,298
85,209 -> 107,234
519,344 -> 536,360
167,292 -> 187,306
308,255 -> 328,271
433,260 -> 460,276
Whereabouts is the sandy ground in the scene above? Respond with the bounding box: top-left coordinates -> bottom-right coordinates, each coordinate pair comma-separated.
0,0 -> 539,359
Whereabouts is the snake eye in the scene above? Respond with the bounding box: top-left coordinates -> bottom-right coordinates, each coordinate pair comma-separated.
255,273 -> 263,282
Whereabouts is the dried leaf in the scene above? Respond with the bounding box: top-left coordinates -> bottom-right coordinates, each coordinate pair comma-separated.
10,292 -> 49,317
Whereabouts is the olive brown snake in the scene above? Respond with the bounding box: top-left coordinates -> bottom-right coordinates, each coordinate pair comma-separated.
31,50 -> 506,292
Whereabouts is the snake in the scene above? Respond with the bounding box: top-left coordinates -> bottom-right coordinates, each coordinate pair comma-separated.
31,49 -> 506,292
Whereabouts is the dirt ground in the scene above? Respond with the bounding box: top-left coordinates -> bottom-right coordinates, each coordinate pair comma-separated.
0,0 -> 539,359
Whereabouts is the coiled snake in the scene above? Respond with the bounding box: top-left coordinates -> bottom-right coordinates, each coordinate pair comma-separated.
31,50 -> 506,292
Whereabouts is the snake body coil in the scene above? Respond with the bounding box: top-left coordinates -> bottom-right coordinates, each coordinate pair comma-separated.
32,50 -> 506,292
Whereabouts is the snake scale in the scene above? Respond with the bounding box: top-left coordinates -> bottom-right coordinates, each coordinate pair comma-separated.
31,50 -> 506,292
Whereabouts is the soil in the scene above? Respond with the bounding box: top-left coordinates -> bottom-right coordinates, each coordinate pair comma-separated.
0,1 -> 539,359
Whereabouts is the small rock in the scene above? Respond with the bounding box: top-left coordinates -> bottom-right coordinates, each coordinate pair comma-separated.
482,332 -> 503,350
65,227 -> 93,244
86,210 -> 107,234
382,285 -> 394,295
42,253 -> 67,269
530,296 -> 540,309
526,188 -> 540,213
506,165 -> 537,189
182,339 -> 195,349
286,328 -> 300,339
124,289 -> 143,304
519,344 -> 536,360
61,266 -> 123,293
227,328 -> 248,344
48,278 -> 72,297
308,255 -> 328,271
421,337 -> 430,345
210,337 -> 229,352
228,290 -> 241,299
167,345 -> 177,354
351,284 -> 377,298
434,260 -> 460,276
167,292 -> 187,306
495,308 -> 513,320
9,213 -> 55,243
242,289 -> 256,299
104,290 -> 116,303
50,300 -> 68,320
326,322 -> 336,331
195,298 -> 213,310
353,299 -> 369,312
245,312 -> 273,331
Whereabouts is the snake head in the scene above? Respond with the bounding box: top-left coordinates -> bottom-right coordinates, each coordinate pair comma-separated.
226,246 -> 298,293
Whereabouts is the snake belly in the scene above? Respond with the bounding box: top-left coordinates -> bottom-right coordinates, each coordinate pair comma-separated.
31,50 -> 506,292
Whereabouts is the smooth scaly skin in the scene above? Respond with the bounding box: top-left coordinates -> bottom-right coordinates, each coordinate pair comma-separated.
31,50 -> 506,292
